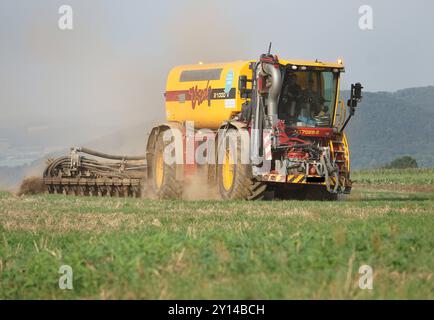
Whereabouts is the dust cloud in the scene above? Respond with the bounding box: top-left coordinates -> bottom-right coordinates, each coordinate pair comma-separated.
17,176 -> 47,196
182,169 -> 221,201
2,1 -> 253,195
1,1 -> 253,158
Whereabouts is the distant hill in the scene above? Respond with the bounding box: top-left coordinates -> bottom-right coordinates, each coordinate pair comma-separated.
1,86 -> 434,189
345,86 -> 434,168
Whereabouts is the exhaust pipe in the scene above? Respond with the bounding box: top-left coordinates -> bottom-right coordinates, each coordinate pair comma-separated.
250,59 -> 282,166
258,62 -> 282,127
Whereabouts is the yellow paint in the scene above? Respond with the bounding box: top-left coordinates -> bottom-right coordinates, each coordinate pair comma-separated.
342,133 -> 350,172
332,77 -> 341,128
335,100 -> 347,129
293,175 -> 305,183
155,150 -> 164,189
329,139 -> 335,159
222,148 -> 234,191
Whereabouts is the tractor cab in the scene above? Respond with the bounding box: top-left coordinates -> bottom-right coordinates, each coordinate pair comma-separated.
277,61 -> 342,129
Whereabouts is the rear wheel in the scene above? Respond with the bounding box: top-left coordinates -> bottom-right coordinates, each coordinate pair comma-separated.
150,131 -> 183,199
217,129 -> 266,200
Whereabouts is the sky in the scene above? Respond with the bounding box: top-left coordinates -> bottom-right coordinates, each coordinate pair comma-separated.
0,0 -> 433,152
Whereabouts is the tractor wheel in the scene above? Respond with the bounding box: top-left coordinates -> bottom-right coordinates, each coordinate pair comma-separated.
150,131 -> 183,199
217,130 -> 266,200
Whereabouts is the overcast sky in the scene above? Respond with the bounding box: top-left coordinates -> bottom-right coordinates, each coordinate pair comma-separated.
0,0 -> 433,133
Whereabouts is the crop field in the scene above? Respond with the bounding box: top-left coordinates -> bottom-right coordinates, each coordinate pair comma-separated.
0,169 -> 433,299
352,168 -> 434,186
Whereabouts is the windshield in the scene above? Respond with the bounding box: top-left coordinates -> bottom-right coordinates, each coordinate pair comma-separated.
278,69 -> 339,127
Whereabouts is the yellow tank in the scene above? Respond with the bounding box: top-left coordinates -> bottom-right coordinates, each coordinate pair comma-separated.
165,60 -> 253,129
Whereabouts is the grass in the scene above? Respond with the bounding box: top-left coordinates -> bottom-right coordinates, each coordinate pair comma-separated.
0,169 -> 433,299
352,167 -> 434,185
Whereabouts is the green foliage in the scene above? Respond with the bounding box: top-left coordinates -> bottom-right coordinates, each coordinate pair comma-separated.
384,156 -> 418,169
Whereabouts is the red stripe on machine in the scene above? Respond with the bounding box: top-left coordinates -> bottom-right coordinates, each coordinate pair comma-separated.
263,130 -> 272,161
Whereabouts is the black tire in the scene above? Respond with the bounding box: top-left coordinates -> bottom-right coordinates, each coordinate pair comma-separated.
217,129 -> 266,200
150,131 -> 183,199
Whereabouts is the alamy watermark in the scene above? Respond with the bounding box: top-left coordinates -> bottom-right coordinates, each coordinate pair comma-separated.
358,264 -> 373,290
58,5 -> 73,30
161,121 -> 263,166
58,265 -> 73,290
359,5 -> 374,30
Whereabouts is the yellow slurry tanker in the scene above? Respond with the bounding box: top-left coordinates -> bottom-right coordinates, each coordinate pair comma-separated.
147,50 -> 363,200
44,49 -> 363,200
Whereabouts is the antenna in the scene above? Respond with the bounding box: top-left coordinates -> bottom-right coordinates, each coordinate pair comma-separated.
267,42 -> 272,55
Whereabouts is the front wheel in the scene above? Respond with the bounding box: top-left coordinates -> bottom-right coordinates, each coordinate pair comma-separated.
217,129 -> 266,200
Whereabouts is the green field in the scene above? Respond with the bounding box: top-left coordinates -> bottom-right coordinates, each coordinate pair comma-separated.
0,169 -> 433,299
352,168 -> 434,185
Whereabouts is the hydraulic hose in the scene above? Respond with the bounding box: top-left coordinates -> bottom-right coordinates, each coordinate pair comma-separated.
74,147 -> 146,161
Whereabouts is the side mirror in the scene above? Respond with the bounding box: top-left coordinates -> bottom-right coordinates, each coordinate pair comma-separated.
354,82 -> 363,100
347,82 -> 363,110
